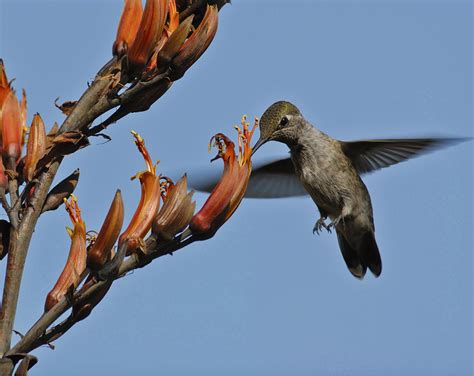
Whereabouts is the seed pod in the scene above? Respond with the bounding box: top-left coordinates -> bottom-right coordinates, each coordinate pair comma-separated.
23,113 -> 47,182
113,0 -> 144,56
156,15 -> 194,73
42,169 -> 80,213
45,197 -> 87,312
1,91 -> 23,163
87,190 -> 124,271
152,175 -> 195,241
127,0 -> 170,72
170,5 -> 218,79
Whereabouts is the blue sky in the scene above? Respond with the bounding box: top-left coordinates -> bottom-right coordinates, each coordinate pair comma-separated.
0,1 -> 472,375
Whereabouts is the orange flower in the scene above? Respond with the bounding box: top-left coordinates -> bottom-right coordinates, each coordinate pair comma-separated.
1,91 -> 23,163
119,131 -> 161,253
87,190 -> 124,271
23,113 -> 47,182
127,0 -> 169,72
113,0 -> 144,56
45,196 -> 87,312
189,116 -> 257,238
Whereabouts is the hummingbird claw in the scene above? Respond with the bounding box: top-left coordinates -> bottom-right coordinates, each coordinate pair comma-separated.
313,217 -> 331,235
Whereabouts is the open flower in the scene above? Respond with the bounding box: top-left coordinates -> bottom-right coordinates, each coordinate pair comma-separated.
189,116 -> 257,238
119,131 -> 161,254
152,174 -> 195,241
45,196 -> 87,312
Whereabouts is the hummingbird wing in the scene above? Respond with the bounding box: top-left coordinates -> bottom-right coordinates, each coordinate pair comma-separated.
188,157 -> 307,198
340,138 -> 467,174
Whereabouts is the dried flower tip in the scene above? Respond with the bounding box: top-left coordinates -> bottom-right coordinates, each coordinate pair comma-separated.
153,174 -> 195,241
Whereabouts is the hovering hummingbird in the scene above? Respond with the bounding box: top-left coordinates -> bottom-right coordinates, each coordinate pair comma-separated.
186,101 -> 466,278
244,100 -> 466,279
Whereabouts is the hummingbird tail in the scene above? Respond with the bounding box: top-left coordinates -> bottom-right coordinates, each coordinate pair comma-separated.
359,231 -> 382,277
336,230 -> 382,278
336,230 -> 367,279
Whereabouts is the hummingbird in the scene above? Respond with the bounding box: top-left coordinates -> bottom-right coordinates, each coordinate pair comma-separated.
246,100 -> 466,279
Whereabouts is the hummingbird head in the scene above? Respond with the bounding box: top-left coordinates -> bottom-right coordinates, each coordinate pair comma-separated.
252,101 -> 302,155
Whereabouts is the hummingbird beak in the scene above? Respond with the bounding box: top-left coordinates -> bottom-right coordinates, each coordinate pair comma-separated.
251,137 -> 267,156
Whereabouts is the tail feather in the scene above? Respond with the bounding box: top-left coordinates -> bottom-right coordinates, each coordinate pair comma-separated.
336,230 -> 367,279
360,231 -> 382,277
336,229 -> 382,278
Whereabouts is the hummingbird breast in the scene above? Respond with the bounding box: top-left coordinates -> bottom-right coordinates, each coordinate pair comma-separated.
289,128 -> 373,226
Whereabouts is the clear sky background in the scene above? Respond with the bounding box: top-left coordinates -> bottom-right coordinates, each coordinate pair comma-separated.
0,1 -> 472,375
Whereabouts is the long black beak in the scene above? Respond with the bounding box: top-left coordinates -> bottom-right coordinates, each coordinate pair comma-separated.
251,137 -> 267,156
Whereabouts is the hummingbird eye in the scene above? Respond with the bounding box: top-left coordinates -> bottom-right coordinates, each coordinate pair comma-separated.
279,116 -> 289,127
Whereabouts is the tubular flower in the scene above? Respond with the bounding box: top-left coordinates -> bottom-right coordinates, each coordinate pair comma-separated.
0,61 -> 27,162
152,174 -> 196,241
45,196 -> 87,312
190,116 -> 257,238
119,131 -> 161,254
127,0 -> 169,72
23,113 -> 47,182
113,0 -> 144,56
170,4 -> 218,79
87,190 -> 124,271
1,91 -> 23,163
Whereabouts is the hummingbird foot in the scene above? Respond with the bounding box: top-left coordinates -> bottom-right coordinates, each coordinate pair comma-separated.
328,215 -> 345,230
313,217 -> 331,235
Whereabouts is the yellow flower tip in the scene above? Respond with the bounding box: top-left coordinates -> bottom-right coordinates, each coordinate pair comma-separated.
65,195 -> 82,225
66,226 -> 74,238
131,131 -> 156,174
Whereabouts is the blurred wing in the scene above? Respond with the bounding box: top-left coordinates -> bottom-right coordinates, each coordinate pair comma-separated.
188,157 -> 307,198
246,158 -> 307,198
340,138 -> 467,174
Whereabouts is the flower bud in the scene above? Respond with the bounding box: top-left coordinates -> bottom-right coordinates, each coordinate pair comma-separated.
87,190 -> 124,271
113,0 -> 144,57
1,91 -> 23,162
170,5 -> 218,79
127,0 -> 169,72
23,113 -> 47,182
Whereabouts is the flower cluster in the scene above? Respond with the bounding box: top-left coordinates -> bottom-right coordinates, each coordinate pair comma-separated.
113,0 -> 218,80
